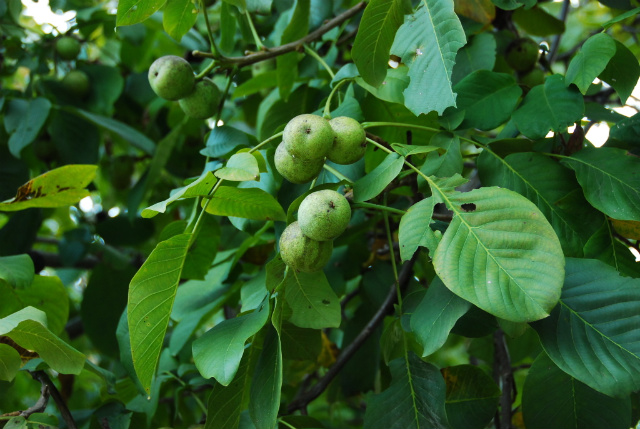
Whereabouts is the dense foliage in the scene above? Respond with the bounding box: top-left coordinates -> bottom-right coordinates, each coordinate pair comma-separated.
1,0 -> 640,428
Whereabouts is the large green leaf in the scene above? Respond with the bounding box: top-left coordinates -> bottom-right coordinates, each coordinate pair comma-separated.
560,147 -> 640,222
363,352 -> 448,429
478,150 -> 601,257
522,352 -> 631,429
215,152 -> 260,182
283,270 -> 341,329
203,186 -> 286,221
583,219 -> 640,278
249,325 -> 282,429
451,32 -> 496,86
142,172 -> 217,218
399,197 -> 440,261
162,0 -> 197,41
7,97 -> 51,158
353,152 -> 405,203
117,0 -> 167,25
418,133 -> 462,180
565,33 -> 616,94
192,295 -> 269,385
443,365 -> 500,429
352,0 -> 409,87
599,40 -> 640,104
0,254 -> 33,289
390,0 -> 466,115
0,165 -> 97,212
532,258 -> 640,398
0,307 -> 85,375
410,277 -> 471,357
512,74 -> 584,139
451,70 -> 522,131
128,233 -> 191,394
0,343 -> 22,382
432,186 -> 565,322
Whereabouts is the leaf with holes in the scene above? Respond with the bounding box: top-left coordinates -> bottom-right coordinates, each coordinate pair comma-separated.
283,270 -> 340,329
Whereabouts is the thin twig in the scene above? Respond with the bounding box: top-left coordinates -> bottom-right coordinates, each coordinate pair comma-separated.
31,371 -> 77,429
492,330 -> 514,429
193,2 -> 366,69
286,255 -> 417,413
18,383 -> 49,418
547,0 -> 571,65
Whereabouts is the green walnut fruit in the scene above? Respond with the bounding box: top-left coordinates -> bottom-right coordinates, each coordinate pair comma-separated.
178,78 -> 220,119
274,143 -> 324,184
148,55 -> 195,101
506,38 -> 540,73
283,114 -> 334,160
298,190 -> 351,241
279,221 -> 333,273
327,116 -> 366,165
62,70 -> 90,98
56,36 -> 81,60
520,67 -> 545,88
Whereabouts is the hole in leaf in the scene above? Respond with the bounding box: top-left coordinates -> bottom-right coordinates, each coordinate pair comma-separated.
461,203 -> 476,212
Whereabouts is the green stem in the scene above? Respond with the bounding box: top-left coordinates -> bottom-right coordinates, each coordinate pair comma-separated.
164,371 -> 208,415
195,60 -> 217,79
249,131 -> 284,153
278,420 -> 297,429
186,179 -> 223,241
200,0 -> 219,57
352,202 -> 406,216
322,163 -> 353,183
365,137 -> 394,155
245,10 -> 264,50
303,44 -> 335,80
323,78 -> 350,119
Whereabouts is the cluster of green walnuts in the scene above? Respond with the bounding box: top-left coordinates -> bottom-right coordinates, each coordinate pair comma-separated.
280,189 -> 351,273
148,55 -> 221,119
275,114 -> 367,184
55,36 -> 90,98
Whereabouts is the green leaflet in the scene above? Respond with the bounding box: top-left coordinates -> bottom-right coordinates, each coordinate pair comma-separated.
560,147 -> 640,222
522,353 -> 631,429
352,0 -> 410,88
0,164 -> 97,212
353,152 -> 405,203
432,186 -> 565,322
532,258 -> 640,398
410,277 -> 470,357
142,172 -> 217,218
128,233 -> 192,393
512,74 -> 584,139
192,295 -> 269,385
0,343 -> 21,381
117,0 -> 167,26
565,33 -> 616,94
162,0 -> 197,41
399,197 -> 440,261
203,186 -> 286,221
7,97 -> 51,158
249,325 -> 282,429
283,270 -> 341,329
0,254 -> 33,289
599,40 -> 640,104
363,352 -> 448,429
443,365 -> 500,429
0,307 -> 85,375
390,0 -> 466,115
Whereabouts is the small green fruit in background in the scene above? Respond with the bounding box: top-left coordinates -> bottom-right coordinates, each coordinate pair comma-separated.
520,67 -> 545,88
148,55 -> 195,101
327,116 -> 366,165
274,143 -> 324,184
56,36 -> 81,60
506,38 -> 540,73
279,221 -> 333,273
298,190 -> 351,241
178,78 -> 220,119
62,70 -> 90,98
283,114 -> 334,160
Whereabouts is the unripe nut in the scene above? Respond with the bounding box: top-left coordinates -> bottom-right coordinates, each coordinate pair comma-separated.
62,70 -> 90,98
148,55 -> 195,101
283,114 -> 334,160
506,38 -> 540,73
298,190 -> 351,241
179,78 -> 220,120
274,143 -> 324,184
56,36 -> 81,60
327,116 -> 366,165
279,221 -> 333,272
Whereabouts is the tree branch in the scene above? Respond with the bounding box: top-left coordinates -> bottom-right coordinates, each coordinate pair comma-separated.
193,2 -> 366,69
31,371 -> 78,429
286,255 -> 417,413
547,0 -> 571,65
